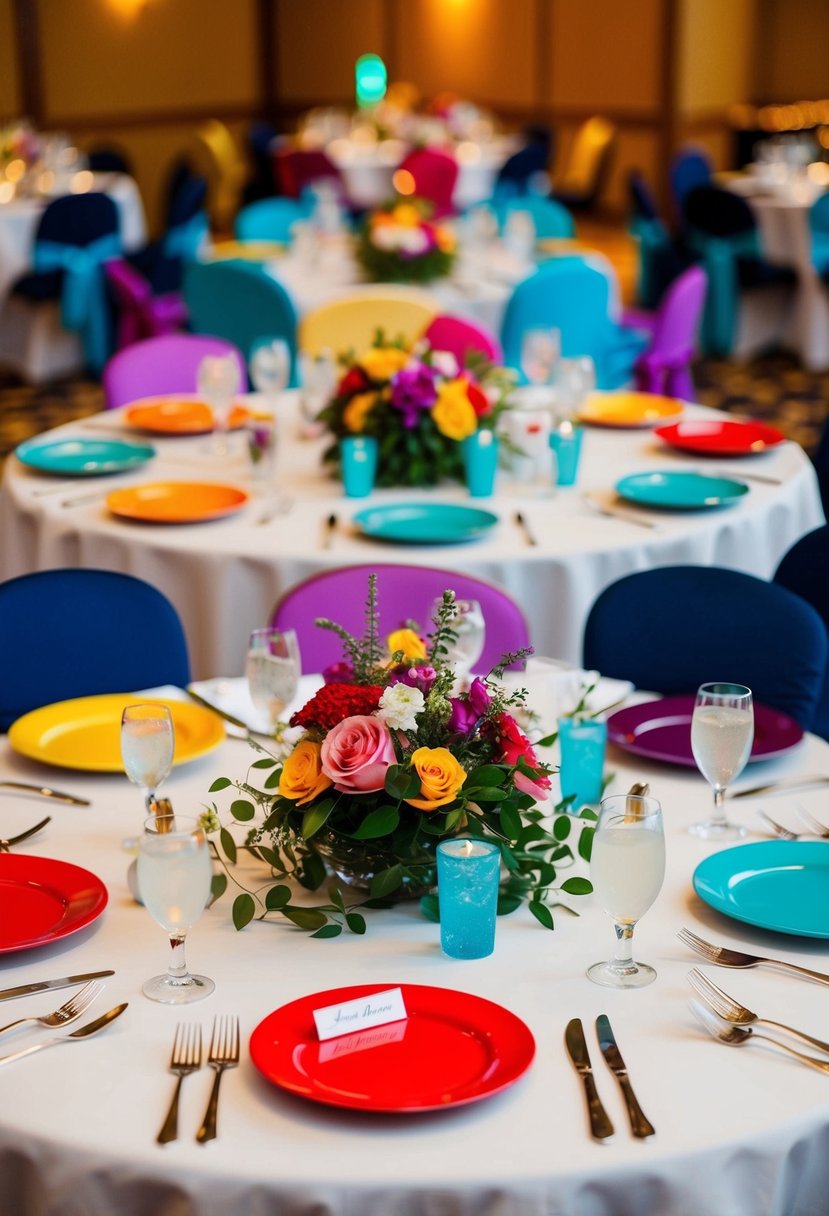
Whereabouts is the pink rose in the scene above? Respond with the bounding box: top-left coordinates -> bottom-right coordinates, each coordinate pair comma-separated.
320,715 -> 396,793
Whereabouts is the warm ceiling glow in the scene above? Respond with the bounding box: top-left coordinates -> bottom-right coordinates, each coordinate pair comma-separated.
107,0 -> 149,17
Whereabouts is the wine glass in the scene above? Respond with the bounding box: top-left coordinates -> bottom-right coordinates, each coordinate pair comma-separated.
432,598 -> 485,688
554,355 -> 596,412
250,338 -> 291,406
245,627 -> 301,731
520,328 -> 560,390
587,793 -> 666,989
136,813 -> 215,1004
120,703 -> 174,813
197,354 -> 241,455
689,682 -> 754,839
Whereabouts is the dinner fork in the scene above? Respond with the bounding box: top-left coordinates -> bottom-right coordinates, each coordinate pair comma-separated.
196,1015 -> 240,1143
794,803 -> 829,839
157,1023 -> 203,1145
757,809 -> 799,840
687,967 -> 829,1055
0,816 -> 51,851
689,999 -> 829,1075
0,979 -> 103,1037
677,927 -> 829,986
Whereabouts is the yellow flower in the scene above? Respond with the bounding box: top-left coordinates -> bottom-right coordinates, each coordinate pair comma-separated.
405,746 -> 467,811
278,740 -> 333,806
387,628 -> 427,663
392,203 -> 422,228
343,391 -> 377,432
432,379 -> 477,440
359,346 -> 410,382
434,225 -> 456,253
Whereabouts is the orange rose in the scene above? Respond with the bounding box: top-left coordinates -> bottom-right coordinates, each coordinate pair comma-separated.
405,746 -> 467,811
278,740 -> 333,806
343,391 -> 377,432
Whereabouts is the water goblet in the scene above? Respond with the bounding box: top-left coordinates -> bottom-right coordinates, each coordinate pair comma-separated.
689,682 -> 754,840
197,353 -> 241,455
136,813 -> 215,1004
587,793 -> 666,989
245,627 -> 301,731
520,328 -> 560,391
120,702 -> 174,813
250,337 -> 291,406
431,598 -> 485,689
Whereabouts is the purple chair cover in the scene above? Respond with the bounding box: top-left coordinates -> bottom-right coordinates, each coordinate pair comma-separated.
397,148 -> 459,218
105,259 -> 188,353
101,332 -> 247,410
270,565 -> 531,674
631,266 -> 708,400
423,315 -> 503,366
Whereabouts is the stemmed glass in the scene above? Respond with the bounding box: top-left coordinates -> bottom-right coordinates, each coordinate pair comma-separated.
250,338 -> 291,405
587,793 -> 666,989
136,813 -> 215,1004
689,682 -> 754,839
431,598 -> 485,689
520,328 -> 560,391
245,627 -> 301,731
120,703 -> 174,813
197,354 -> 241,455
555,355 -> 596,412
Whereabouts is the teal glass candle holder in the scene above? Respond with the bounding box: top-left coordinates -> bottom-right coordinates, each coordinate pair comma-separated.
340,436 -> 378,498
549,421 -> 583,487
462,430 -> 499,498
437,838 -> 500,959
558,716 -> 607,810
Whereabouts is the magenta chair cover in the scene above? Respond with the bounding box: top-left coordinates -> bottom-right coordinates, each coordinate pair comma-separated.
105,259 -> 188,353
424,315 -> 503,366
102,332 -> 247,410
633,266 -> 707,400
398,148 -> 459,218
271,565 -> 531,674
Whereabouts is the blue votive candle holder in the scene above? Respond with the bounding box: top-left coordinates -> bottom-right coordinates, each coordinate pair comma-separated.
437,838 -> 500,959
340,436 -> 378,498
462,430 -> 499,498
558,716 -> 607,810
549,420 -> 584,487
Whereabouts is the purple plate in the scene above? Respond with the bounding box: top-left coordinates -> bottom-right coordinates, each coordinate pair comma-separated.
606,696 -> 804,767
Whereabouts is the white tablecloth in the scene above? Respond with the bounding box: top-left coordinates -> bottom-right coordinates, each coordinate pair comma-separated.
0,394 -> 822,681
2,679 -> 829,1215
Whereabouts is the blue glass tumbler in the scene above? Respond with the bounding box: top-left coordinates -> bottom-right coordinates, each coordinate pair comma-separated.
549,423 -> 584,487
437,839 -> 500,959
558,716 -> 607,810
462,430 -> 499,498
340,436 -> 378,498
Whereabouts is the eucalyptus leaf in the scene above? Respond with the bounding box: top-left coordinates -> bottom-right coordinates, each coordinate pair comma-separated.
369,864 -> 404,898
264,884 -> 291,910
311,923 -> 343,939
282,906 -> 329,930
219,828 -> 237,865
301,798 -> 334,838
352,805 -> 400,840
230,799 -> 256,822
232,893 -> 256,930
345,912 -> 367,935
529,901 -> 555,930
561,876 -> 593,895
208,777 -> 232,792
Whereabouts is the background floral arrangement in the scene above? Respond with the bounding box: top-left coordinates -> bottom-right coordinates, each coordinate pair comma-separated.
205,578 -> 595,938
316,334 -> 515,487
356,198 -> 456,283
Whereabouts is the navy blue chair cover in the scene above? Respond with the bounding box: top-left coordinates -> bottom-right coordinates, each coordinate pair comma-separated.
773,527 -> 829,740
494,126 -> 553,197
87,146 -> 133,175
127,176 -> 208,296
0,569 -> 191,732
669,147 -> 712,213
583,565 -> 828,731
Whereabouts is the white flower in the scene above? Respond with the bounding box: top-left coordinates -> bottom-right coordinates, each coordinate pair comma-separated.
377,684 -> 425,732
430,349 -> 459,378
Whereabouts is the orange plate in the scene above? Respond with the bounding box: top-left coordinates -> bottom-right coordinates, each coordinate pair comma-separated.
578,391 -> 685,429
124,395 -> 250,435
209,239 -> 285,261
106,481 -> 250,524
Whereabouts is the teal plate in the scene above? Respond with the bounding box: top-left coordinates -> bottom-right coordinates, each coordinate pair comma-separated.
15,437 -> 156,477
352,503 -> 499,545
615,471 -> 749,510
693,841 -> 829,938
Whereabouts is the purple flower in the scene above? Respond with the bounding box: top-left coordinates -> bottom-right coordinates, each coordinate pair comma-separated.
447,697 -> 479,737
389,363 -> 439,429
389,664 -> 437,695
468,678 -> 491,716
322,660 -> 355,684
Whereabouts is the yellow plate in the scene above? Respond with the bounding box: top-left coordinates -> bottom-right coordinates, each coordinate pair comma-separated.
8,693 -> 225,773
106,481 -> 250,524
578,392 -> 685,429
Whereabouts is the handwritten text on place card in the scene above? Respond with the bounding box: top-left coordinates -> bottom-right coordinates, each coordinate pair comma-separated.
313,987 -> 407,1042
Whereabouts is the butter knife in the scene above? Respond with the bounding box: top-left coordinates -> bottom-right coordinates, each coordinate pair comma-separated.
730,775 -> 829,799
0,782 -> 90,806
596,1014 -> 655,1139
0,970 -> 115,1003
564,1017 -> 615,1141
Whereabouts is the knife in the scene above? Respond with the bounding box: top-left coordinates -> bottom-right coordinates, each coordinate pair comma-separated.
581,492 -> 659,531
0,970 -> 115,1003
596,1014 -> 655,1139
323,512 -> 338,548
514,511 -> 538,547
564,1017 -> 615,1141
730,774 -> 829,799
0,782 -> 90,806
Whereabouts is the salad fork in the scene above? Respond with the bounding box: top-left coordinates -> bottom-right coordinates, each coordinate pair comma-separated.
196,1015 -> 240,1143
677,927 -> 829,986
689,999 -> 829,1076
157,1023 -> 203,1145
757,809 -> 799,840
0,979 -> 103,1037
688,967 -> 829,1055
795,803 -> 829,839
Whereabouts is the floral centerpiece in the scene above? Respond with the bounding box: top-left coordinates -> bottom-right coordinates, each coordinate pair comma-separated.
316,335 -> 515,487
356,198 -> 456,284
205,577 -> 595,938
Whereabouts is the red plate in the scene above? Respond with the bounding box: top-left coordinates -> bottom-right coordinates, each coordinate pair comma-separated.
655,419 -> 786,456
0,855 -> 108,954
249,982 -> 535,1113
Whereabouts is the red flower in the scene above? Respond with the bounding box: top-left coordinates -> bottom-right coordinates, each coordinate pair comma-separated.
337,366 -> 369,397
465,379 -> 491,418
290,683 -> 384,732
483,713 -> 550,789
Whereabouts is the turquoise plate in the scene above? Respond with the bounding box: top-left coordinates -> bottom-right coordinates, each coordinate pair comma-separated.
693,841 -> 829,938
352,503 -> 499,545
15,437 -> 156,477
615,471 -> 749,510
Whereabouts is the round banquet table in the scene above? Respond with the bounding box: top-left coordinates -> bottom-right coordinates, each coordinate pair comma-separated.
0,394 -> 822,683
2,678 -> 829,1216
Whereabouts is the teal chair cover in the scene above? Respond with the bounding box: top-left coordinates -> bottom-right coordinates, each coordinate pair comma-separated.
34,233 -> 122,373
163,212 -> 209,261
809,194 -> 829,275
686,228 -> 760,356
629,214 -> 672,310
502,196 -> 575,240
234,197 -> 311,243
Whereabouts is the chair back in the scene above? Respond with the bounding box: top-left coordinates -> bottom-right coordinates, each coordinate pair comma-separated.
275,148 -> 345,202
234,197 -> 309,244
0,569 -> 191,731
495,128 -> 552,194
683,185 -> 755,239
183,259 -> 298,379
633,264 -> 708,397
396,147 -> 459,218
628,170 -> 660,222
502,196 -> 575,240
423,314 -> 503,365
87,146 -> 133,176
35,191 -> 119,249
193,119 -> 247,230
299,285 -> 438,356
773,526 -> 829,739
810,192 -> 829,236
555,116 -> 616,205
271,565 -> 531,674
102,332 -> 246,408
669,147 -> 712,211
583,566 -> 828,730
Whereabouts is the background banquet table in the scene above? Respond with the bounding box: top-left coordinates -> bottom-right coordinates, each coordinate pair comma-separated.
2,681 -> 829,1216
0,394 -> 822,682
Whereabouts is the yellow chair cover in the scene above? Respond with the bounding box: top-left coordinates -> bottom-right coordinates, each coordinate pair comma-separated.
299,286 -> 439,356
556,116 -> 616,197
193,119 -> 247,232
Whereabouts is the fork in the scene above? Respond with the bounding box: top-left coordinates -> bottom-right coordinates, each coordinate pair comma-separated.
689,999 -> 829,1075
757,809 -> 799,840
157,1023 -> 203,1145
196,1015 -> 240,1143
794,803 -> 829,839
0,816 -> 51,851
687,967 -> 829,1055
0,979 -> 102,1037
677,927 -> 829,986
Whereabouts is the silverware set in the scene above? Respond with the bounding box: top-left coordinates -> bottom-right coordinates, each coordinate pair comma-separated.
158,1016 -> 240,1145
0,976 -> 126,1066
757,803 -> 829,841
565,1015 -> 655,1141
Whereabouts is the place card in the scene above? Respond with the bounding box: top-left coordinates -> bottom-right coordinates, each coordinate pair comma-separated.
312,986 -> 407,1042
318,1020 -> 408,1063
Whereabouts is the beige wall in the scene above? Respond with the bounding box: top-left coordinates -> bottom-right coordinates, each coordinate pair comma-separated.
275,0 -> 385,105
678,0 -> 758,116
755,0 -> 829,102
548,0 -> 663,114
